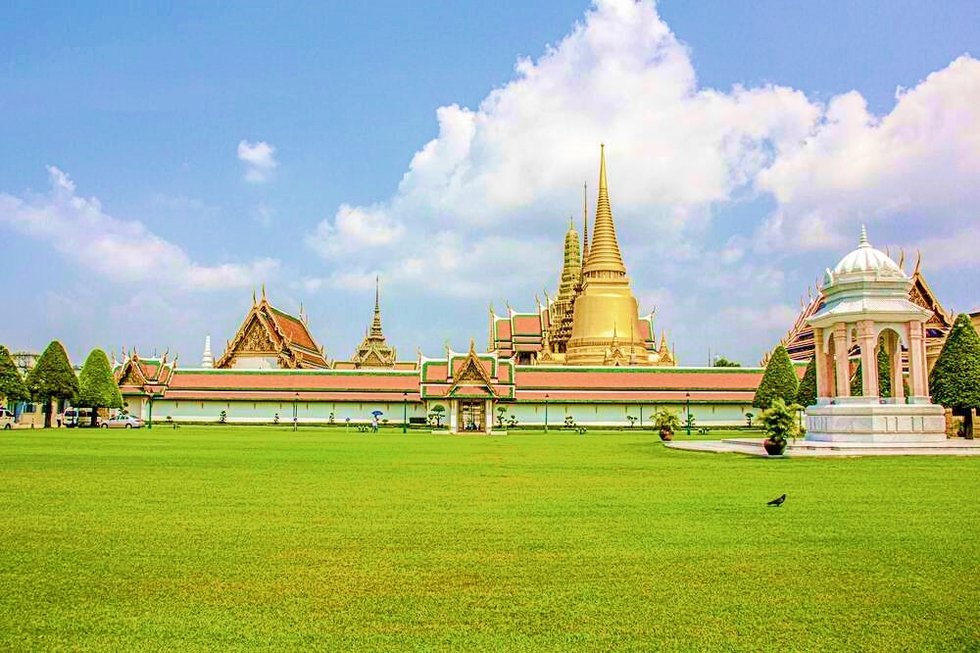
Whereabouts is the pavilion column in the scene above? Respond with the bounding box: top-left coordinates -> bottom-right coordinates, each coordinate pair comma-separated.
858,320 -> 879,399
889,332 -> 905,402
833,323 -> 850,398
918,322 -> 931,396
813,327 -> 829,400
908,321 -> 926,397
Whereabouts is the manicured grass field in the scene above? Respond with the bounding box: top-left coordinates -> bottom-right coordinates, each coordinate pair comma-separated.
1,427 -> 977,651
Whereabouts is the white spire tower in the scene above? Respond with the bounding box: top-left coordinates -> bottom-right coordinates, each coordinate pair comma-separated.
201,335 -> 214,368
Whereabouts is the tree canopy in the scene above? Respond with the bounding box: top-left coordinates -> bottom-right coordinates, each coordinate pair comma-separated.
78,349 -> 123,416
0,345 -> 28,404
25,341 -> 78,404
753,345 -> 799,410
930,313 -> 980,410
712,357 -> 741,368
795,357 -> 817,407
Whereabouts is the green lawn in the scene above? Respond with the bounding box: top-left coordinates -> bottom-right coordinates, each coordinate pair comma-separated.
1,427 -> 977,651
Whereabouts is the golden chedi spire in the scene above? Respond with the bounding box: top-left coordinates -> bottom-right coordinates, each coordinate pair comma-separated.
582,144 -> 626,279
581,181 -> 590,263
565,145 -> 651,366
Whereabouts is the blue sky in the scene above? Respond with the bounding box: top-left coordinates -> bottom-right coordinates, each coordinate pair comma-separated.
1,0 -> 978,367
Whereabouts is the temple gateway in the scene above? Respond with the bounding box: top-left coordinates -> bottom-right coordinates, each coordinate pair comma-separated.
114,147 -> 762,432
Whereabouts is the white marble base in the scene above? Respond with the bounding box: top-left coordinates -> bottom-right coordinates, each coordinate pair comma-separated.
805,402 -> 946,443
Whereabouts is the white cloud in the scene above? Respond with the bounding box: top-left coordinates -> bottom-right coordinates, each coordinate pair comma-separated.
305,203 -> 405,258
0,166 -> 279,291
756,55 -> 980,247
237,140 -> 279,183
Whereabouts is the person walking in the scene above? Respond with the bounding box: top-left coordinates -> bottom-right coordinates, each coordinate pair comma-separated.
371,415 -> 379,433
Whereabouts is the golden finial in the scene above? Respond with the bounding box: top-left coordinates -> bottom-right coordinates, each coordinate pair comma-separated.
914,248 -> 922,275
582,181 -> 589,260
469,338 -> 476,353
261,283 -> 266,300
252,288 -> 257,305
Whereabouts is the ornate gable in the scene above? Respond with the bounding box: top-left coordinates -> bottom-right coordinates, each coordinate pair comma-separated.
448,342 -> 496,397
216,289 -> 329,369
116,359 -> 146,387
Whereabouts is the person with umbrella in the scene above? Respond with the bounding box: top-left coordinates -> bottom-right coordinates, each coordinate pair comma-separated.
371,410 -> 383,433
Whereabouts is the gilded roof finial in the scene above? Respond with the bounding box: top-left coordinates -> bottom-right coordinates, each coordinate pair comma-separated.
252,288 -> 257,305
261,283 -> 267,300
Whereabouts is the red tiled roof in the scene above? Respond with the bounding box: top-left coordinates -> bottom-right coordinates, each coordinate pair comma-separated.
423,363 -> 448,382
516,390 -> 753,402
512,315 -> 542,335
495,319 -> 512,340
163,390 -> 419,402
269,307 -> 318,351
515,368 -> 762,391
168,371 -> 418,392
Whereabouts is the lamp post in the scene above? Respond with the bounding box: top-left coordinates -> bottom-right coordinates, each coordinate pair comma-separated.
293,392 -> 299,432
402,392 -> 408,434
685,392 -> 691,436
544,394 -> 549,433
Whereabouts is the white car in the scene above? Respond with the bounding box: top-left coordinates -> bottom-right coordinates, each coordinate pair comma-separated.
101,414 -> 144,429
0,407 -> 14,430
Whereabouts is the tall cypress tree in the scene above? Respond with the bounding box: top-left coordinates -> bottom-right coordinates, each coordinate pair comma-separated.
753,345 -> 799,410
77,349 -> 123,427
795,357 -> 817,407
0,345 -> 28,405
930,314 -> 980,428
25,341 -> 79,428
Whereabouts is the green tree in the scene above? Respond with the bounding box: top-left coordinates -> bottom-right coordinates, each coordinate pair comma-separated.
795,357 -> 817,407
25,341 -> 79,428
850,346 -> 894,398
712,356 -> 741,367
753,345 -> 799,410
429,404 -> 446,427
930,313 -> 980,429
77,349 -> 123,427
0,345 -> 29,405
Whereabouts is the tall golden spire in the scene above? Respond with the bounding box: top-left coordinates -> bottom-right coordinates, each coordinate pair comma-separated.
582,181 -> 589,262
582,144 -> 626,279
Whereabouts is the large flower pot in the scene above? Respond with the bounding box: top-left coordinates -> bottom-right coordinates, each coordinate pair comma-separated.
763,439 -> 786,456
659,429 -> 674,441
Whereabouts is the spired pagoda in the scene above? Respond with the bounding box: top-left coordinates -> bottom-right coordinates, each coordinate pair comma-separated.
490,145 -> 675,367
343,277 -> 397,369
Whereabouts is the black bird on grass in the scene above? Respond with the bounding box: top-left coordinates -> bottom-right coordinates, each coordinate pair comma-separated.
767,494 -> 786,507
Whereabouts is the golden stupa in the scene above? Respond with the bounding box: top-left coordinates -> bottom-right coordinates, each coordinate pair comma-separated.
565,145 -> 650,366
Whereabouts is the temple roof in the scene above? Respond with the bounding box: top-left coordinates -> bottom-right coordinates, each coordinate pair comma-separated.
216,288 -> 329,369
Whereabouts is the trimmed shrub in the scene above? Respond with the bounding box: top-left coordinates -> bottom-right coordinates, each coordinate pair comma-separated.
25,341 -> 79,428
77,349 -> 123,427
753,345 -> 799,410
795,357 -> 817,407
930,313 -> 980,411
0,345 -> 28,404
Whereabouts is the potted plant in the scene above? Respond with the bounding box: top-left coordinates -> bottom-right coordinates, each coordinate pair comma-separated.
652,408 -> 681,441
759,398 -> 797,456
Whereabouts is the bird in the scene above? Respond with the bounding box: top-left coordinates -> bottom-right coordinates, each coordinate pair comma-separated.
767,494 -> 787,507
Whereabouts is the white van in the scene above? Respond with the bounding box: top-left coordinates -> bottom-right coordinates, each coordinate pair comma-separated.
0,407 -> 15,430
63,408 -> 99,428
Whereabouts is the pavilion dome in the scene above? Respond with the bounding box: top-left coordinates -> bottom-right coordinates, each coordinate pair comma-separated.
831,225 -> 903,277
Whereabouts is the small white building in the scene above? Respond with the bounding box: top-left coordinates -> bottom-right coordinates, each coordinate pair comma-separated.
805,227 -> 945,442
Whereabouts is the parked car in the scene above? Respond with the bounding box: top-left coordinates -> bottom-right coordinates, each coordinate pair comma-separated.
63,408 -> 99,428
101,414 -> 143,429
0,407 -> 15,430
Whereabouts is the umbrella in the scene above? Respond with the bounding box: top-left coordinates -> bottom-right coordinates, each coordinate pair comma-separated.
371,410 -> 384,417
